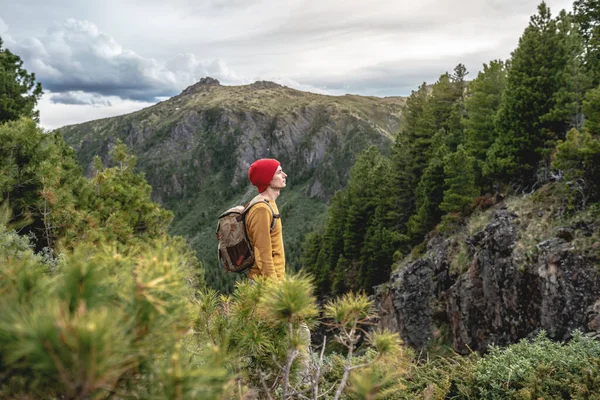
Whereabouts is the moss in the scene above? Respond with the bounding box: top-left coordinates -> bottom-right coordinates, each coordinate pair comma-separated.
449,237 -> 472,276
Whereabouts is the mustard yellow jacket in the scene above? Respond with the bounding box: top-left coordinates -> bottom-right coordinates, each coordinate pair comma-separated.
245,200 -> 285,281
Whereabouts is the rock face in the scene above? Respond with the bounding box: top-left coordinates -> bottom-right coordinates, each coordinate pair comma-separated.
376,207 -> 600,353
180,77 -> 221,95
60,78 -> 403,203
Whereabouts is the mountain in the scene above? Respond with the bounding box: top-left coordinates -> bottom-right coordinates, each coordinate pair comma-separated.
59,78 -> 406,290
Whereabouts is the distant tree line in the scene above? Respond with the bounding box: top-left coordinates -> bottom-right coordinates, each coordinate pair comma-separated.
303,1 -> 600,296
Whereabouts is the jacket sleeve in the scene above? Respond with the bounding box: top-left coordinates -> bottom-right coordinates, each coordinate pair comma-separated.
246,205 -> 276,278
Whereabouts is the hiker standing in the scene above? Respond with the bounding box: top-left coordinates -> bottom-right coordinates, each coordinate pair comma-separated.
246,158 -> 311,385
246,158 -> 287,281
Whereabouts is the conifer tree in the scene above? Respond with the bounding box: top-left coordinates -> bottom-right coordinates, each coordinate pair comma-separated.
35,132 -> 89,249
0,37 -> 43,123
304,189 -> 350,295
406,145 -> 448,242
88,139 -> 173,244
552,128 -> 600,206
439,145 -> 479,230
420,73 -> 463,155
342,147 -> 385,261
0,119 -> 86,250
463,60 -> 507,173
389,134 -> 417,230
583,85 -> 600,133
574,0 -> 600,86
401,83 -> 430,180
302,231 -> 329,294
486,4 -> 583,185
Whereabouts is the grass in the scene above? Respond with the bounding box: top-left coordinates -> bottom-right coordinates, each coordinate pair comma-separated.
466,207 -> 495,236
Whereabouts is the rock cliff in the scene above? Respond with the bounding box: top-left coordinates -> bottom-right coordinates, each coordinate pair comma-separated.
376,199 -> 600,353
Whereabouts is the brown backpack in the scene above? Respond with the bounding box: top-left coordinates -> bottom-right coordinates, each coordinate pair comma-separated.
216,195 -> 277,273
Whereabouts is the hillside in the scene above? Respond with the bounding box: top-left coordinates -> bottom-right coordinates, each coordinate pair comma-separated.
59,78 -> 406,290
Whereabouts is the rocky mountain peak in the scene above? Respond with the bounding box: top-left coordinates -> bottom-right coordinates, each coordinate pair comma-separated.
180,77 -> 221,96
249,80 -> 283,90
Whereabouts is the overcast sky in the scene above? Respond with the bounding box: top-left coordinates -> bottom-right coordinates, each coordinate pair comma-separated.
1,0 -> 575,129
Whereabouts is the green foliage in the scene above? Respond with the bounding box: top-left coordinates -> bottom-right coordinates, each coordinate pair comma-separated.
0,232 -> 222,399
574,0 -> 600,86
486,5 -> 585,184
194,277 -> 408,399
439,145 -> 479,231
583,84 -> 600,133
473,331 -> 600,399
0,118 -> 88,250
463,60 -> 507,185
552,128 -> 600,207
88,139 -> 173,246
390,134 -> 417,229
0,37 -> 43,123
304,147 -> 405,294
401,82 -> 432,180
3,202 -> 600,398
0,118 -> 205,287
407,145 -> 448,241
1,119 -> 183,251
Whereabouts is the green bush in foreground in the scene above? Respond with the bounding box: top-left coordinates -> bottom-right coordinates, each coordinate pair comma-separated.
402,331 -> 600,400
2,203 -> 600,399
0,220 -> 228,399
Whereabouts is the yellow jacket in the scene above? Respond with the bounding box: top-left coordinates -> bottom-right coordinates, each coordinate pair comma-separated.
245,200 -> 285,281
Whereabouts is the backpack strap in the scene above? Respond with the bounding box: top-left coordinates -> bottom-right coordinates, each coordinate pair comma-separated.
240,195 -> 279,232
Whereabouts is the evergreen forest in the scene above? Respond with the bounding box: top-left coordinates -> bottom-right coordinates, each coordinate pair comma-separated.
3,1 -> 600,398
302,1 -> 600,296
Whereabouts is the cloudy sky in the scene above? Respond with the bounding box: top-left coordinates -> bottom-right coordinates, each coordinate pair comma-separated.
1,0 -> 574,129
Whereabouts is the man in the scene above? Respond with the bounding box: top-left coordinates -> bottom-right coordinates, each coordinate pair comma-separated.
246,159 -> 311,386
246,158 -> 287,281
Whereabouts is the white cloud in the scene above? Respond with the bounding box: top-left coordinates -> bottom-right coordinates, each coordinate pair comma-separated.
13,19 -> 245,102
37,91 -> 153,129
49,91 -> 113,106
0,18 -> 8,35
2,0 -> 577,127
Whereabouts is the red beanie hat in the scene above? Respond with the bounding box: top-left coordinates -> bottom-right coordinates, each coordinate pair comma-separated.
248,158 -> 280,193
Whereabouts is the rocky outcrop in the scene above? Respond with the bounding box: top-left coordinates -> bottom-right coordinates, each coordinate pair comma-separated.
180,77 -> 221,95
249,81 -> 283,90
376,207 -> 600,353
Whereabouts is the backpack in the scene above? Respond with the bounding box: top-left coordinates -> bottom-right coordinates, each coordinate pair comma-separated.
216,195 -> 278,273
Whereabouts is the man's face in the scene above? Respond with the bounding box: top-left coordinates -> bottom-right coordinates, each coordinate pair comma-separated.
269,165 -> 287,190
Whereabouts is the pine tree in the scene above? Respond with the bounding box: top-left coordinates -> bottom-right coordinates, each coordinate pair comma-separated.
389,134 -> 417,230
401,83 -> 430,180
88,139 -> 173,244
552,128 -> 600,206
439,145 -> 479,231
420,73 -> 463,155
0,37 -> 43,123
406,145 -> 448,242
486,4 -> 583,185
342,147 -> 384,261
574,0 -> 600,86
35,132 -> 89,249
463,60 -> 507,173
302,232 -> 329,294
583,85 -> 600,133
